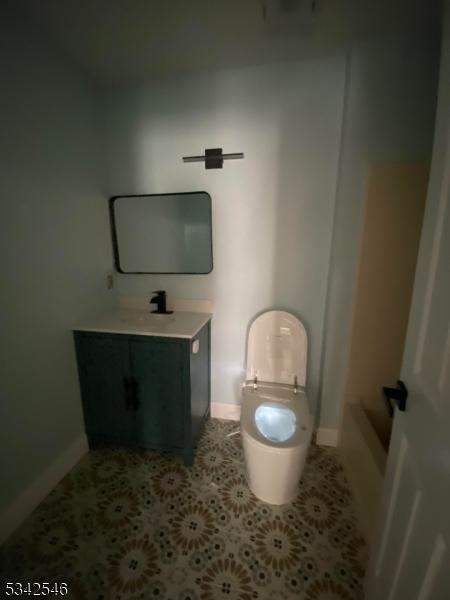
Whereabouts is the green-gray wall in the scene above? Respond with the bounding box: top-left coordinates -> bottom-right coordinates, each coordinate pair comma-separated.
105,58 -> 347,422
0,5 -> 115,512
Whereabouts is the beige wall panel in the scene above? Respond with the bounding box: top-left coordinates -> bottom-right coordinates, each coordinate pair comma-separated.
344,162 -> 428,447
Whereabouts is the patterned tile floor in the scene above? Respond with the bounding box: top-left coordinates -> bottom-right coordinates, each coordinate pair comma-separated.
1,419 -> 367,600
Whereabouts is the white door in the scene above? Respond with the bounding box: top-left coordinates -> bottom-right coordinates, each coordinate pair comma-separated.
365,7 -> 450,600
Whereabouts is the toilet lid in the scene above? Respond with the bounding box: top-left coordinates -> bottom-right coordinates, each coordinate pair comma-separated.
246,311 -> 307,387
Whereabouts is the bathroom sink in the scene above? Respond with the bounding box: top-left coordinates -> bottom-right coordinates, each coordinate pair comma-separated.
120,313 -> 175,326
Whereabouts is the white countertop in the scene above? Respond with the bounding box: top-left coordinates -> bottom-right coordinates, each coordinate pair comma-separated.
74,309 -> 212,339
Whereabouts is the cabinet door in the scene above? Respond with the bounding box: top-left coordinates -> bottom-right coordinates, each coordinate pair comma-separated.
129,338 -> 185,449
74,334 -> 133,441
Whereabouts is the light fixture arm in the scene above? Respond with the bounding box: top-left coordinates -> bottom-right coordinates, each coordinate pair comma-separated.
183,147 -> 244,169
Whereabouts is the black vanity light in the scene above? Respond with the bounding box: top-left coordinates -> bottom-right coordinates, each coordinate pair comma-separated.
183,147 -> 244,169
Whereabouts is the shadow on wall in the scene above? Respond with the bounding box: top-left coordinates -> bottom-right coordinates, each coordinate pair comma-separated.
271,90 -> 345,423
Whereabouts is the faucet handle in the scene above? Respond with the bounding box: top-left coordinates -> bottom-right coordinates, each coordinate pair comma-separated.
149,290 -> 172,314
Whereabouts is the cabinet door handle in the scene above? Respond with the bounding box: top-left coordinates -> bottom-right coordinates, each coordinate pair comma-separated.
124,378 -> 132,410
131,379 -> 140,411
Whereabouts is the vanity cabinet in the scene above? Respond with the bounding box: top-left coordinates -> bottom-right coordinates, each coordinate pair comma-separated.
73,321 -> 210,465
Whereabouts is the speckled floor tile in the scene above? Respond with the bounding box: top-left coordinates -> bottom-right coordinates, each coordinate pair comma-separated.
0,419 -> 367,599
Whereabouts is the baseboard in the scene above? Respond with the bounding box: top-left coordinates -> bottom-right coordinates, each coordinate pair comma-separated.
211,402 -> 241,421
0,433 -> 88,545
316,427 -> 339,447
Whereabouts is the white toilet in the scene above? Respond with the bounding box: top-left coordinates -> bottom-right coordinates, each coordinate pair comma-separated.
240,310 -> 313,505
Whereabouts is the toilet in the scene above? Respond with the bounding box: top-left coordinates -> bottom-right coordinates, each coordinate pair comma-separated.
240,310 -> 313,505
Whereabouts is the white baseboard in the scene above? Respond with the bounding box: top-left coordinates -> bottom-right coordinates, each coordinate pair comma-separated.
316,427 -> 339,447
211,402 -> 241,421
0,433 -> 88,544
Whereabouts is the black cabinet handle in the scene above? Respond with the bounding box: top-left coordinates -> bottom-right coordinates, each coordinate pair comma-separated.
131,379 -> 140,411
383,380 -> 408,418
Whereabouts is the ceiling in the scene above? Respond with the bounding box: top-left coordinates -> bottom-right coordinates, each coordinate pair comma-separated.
16,0 -> 440,86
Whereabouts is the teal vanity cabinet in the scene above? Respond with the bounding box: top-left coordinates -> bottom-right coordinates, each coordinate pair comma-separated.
73,320 -> 210,465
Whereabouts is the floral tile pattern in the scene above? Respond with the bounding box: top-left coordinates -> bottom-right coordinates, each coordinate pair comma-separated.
0,419 -> 367,599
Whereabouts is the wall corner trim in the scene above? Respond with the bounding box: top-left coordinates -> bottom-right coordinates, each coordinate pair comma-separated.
211,402 -> 241,421
316,428 -> 339,447
0,433 -> 88,545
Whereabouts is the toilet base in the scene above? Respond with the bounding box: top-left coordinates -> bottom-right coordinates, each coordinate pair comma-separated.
242,429 -> 310,505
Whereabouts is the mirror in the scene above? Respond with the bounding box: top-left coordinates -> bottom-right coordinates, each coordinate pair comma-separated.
110,192 -> 213,274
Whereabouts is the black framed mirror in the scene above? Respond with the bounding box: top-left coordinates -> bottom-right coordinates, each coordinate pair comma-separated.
110,192 -> 213,274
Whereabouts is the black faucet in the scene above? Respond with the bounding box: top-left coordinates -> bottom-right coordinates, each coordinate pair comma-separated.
150,290 -> 173,314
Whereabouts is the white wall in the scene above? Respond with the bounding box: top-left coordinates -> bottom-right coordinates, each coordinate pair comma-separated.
320,36 -> 439,431
0,5 -> 115,514
106,58 -> 346,418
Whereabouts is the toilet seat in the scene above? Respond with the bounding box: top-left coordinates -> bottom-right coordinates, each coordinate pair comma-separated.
241,385 -> 311,451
